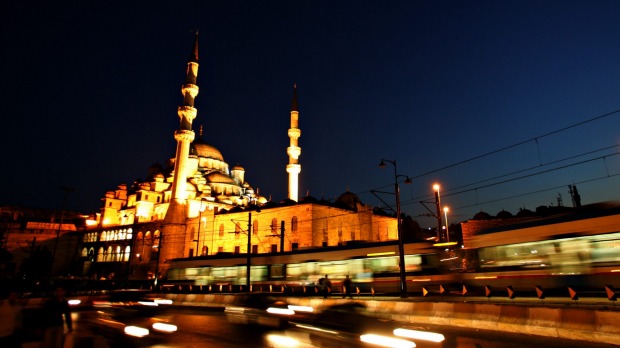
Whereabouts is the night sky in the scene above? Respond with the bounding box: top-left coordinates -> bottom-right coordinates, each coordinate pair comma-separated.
3,1 -> 620,228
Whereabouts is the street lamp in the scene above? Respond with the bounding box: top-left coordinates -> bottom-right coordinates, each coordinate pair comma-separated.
379,159 -> 411,298
443,206 -> 450,242
194,198 -> 207,257
433,184 -> 442,242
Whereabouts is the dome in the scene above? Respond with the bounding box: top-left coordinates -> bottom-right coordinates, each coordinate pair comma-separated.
231,165 -> 244,171
191,138 -> 224,161
516,208 -> 535,217
472,211 -> 492,220
279,198 -> 297,206
299,195 -> 318,203
206,172 -> 235,184
335,191 -> 362,211
496,210 -> 513,219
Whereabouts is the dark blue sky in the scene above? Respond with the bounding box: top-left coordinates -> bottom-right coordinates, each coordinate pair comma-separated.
3,1 -> 620,227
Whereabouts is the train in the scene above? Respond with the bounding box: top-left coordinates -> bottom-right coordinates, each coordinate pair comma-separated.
162,208 -> 620,297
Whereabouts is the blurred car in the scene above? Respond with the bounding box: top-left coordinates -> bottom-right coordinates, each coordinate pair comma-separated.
86,296 -> 178,346
294,302 -> 445,348
225,293 -> 301,329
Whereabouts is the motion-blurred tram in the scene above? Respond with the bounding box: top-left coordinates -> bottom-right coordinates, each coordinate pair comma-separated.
163,207 -> 620,296
164,240 -> 441,294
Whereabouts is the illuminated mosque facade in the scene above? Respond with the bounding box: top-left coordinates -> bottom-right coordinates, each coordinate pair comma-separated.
79,33 -> 397,279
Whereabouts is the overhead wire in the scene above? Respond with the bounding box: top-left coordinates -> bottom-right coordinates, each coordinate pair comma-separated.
358,107 -> 620,218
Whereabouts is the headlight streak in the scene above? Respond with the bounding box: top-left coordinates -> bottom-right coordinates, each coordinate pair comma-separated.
288,305 -> 314,312
393,328 -> 445,342
154,299 -> 173,305
266,334 -> 302,347
67,299 -> 81,306
226,306 -> 245,313
266,307 -> 295,315
152,322 -> 178,332
124,326 -> 149,337
293,323 -> 338,335
138,301 -> 158,306
360,334 -> 415,348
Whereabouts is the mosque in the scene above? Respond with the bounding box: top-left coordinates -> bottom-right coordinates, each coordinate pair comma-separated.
79,33 -> 398,280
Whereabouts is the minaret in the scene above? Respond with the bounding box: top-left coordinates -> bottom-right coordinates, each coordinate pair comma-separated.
286,84 -> 301,201
160,33 -> 200,271
166,32 -> 199,222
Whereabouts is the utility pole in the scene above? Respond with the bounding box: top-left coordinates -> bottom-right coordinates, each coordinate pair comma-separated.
280,221 -> 285,253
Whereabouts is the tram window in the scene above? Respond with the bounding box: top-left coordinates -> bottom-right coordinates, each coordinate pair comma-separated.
252,265 -> 268,281
270,264 -> 284,279
286,264 -> 301,280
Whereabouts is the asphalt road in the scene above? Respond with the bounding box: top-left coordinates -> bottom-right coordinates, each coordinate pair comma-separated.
68,307 -> 615,348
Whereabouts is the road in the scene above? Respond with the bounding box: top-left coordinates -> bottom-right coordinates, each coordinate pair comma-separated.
70,307 -> 614,348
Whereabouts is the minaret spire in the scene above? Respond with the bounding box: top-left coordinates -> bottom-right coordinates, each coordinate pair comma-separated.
286,83 -> 301,201
167,32 -> 200,221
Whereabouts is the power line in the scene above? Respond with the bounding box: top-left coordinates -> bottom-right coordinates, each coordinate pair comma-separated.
410,108 -> 620,179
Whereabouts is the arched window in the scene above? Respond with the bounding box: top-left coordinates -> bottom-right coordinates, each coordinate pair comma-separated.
137,231 -> 143,240
291,216 -> 298,232
124,246 -> 131,262
153,230 -> 160,247
115,246 -> 122,261
105,246 -> 113,262
97,247 -> 104,262
145,231 -> 151,240
81,248 -> 88,257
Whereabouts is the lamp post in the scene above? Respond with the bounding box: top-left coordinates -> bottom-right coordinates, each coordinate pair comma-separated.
379,159 -> 410,298
433,184 -> 443,242
443,206 -> 450,242
195,198 -> 207,257
246,211 -> 252,289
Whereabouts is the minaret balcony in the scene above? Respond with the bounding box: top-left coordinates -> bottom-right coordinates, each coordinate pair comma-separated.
181,84 -> 199,98
174,129 -> 195,142
177,105 -> 197,120
287,163 -> 301,174
287,146 -> 301,159
288,128 -> 301,138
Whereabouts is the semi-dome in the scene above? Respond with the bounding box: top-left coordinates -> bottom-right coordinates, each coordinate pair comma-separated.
206,172 -> 235,184
191,138 -> 224,161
